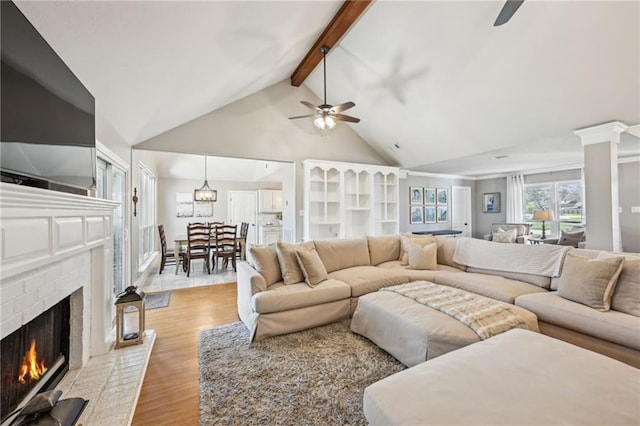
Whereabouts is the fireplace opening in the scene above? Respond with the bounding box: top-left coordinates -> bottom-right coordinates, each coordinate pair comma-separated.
1,297 -> 70,422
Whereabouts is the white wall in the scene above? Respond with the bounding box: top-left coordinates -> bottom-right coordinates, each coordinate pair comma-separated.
157,177 -> 280,245
133,80 -> 388,165
473,177 -> 508,238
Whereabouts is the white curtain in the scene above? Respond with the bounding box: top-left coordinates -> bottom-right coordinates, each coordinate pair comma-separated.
506,174 -> 524,223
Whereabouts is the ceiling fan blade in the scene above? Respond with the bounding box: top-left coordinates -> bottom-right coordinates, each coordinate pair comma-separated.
289,114 -> 318,120
332,113 -> 360,123
300,101 -> 321,111
493,0 -> 524,26
330,101 -> 356,113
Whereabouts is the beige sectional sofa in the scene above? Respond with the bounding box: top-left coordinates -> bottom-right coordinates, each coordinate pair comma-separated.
237,234 -> 640,367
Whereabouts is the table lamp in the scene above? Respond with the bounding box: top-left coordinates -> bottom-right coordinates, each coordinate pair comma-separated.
533,209 -> 554,239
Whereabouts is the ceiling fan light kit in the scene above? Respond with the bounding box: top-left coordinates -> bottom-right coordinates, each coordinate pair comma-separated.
289,45 -> 360,135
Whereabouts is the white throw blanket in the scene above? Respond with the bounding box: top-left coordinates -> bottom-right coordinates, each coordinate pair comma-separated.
453,237 -> 570,277
382,281 -> 537,340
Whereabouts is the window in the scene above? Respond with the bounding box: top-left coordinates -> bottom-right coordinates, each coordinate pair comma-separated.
523,180 -> 584,237
138,164 -> 156,267
96,146 -> 129,296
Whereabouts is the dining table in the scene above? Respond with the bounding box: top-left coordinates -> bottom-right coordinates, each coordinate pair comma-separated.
173,234 -> 246,274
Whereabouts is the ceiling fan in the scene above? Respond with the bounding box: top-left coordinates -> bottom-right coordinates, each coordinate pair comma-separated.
289,45 -> 360,132
494,0 -> 525,26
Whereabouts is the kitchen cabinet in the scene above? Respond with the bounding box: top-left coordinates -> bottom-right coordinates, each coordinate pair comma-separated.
259,225 -> 281,245
258,189 -> 282,213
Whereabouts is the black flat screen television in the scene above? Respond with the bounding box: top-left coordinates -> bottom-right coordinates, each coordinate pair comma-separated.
1,1 -> 95,195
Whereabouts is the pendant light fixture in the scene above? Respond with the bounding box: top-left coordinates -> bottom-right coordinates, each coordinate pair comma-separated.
194,156 -> 217,202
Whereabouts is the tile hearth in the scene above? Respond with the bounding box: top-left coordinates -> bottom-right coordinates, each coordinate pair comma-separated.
57,330 -> 156,426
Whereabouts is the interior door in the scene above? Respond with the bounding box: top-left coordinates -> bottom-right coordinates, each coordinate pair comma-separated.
228,191 -> 258,245
451,186 -> 472,238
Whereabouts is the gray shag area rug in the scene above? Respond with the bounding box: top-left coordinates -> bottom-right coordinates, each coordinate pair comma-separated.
144,291 -> 171,309
198,320 -> 405,425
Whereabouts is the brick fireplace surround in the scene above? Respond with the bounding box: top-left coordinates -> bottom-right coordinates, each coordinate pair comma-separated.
1,182 -> 155,425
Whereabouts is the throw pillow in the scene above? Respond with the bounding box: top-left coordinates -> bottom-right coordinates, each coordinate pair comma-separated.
275,241 -> 314,285
599,253 -> 640,317
492,228 -> 517,243
557,253 -> 625,311
406,241 -> 438,270
399,233 -> 437,265
295,246 -> 328,287
247,244 -> 282,287
557,230 -> 585,248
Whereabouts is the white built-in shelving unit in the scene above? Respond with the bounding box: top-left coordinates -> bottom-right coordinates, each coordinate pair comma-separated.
303,160 -> 399,240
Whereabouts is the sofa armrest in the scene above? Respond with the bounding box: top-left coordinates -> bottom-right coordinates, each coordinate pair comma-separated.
237,261 -> 268,326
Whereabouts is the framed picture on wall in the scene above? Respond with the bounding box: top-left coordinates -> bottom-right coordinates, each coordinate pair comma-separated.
425,206 -> 436,223
194,201 -> 213,217
424,188 -> 436,204
176,192 -> 194,218
437,206 -> 448,223
482,192 -> 501,213
410,187 -> 423,204
437,188 -> 448,205
410,206 -> 424,224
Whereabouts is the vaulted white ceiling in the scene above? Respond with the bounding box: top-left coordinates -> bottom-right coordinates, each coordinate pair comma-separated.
15,1 -> 640,177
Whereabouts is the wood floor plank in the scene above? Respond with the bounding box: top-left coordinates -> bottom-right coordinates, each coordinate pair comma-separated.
132,283 -> 239,425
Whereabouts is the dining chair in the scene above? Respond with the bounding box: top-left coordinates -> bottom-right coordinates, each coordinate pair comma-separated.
186,223 -> 211,277
158,225 -> 185,274
235,222 -> 249,261
211,224 -> 237,273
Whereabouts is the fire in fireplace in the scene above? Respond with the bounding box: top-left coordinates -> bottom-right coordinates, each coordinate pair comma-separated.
18,340 -> 48,384
1,297 -> 70,422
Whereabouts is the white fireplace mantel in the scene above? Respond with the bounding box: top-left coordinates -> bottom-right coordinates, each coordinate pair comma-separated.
0,182 -> 119,279
1,182 -> 119,360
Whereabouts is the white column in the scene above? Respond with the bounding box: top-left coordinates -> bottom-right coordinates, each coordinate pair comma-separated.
574,121 -> 628,252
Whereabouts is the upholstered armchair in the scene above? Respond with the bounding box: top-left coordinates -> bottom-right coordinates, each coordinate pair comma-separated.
483,223 -> 531,244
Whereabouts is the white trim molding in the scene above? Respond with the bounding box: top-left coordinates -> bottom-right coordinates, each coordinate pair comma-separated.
0,183 -> 119,279
574,121 -> 629,145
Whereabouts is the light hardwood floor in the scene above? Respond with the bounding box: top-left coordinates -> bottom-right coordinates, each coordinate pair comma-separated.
132,283 -> 239,425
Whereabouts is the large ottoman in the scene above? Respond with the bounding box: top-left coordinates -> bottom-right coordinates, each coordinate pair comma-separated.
350,281 -> 539,367
363,328 -> 640,425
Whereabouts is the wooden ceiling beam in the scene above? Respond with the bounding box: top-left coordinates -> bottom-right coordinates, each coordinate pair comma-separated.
290,0 -> 373,87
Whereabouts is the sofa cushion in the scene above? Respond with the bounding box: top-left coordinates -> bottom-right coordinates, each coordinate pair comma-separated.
492,227 -> 517,243
247,244 -> 281,287
466,267 -> 551,289
433,271 -> 547,304
251,279 -> 351,314
400,233 -> 437,265
295,246 -> 328,287
376,260 -> 405,269
515,292 -> 640,351
435,237 -> 466,271
557,253 -> 625,311
367,235 -> 401,266
328,266 -> 410,297
599,253 -> 640,317
314,238 -> 371,273
275,241 -> 315,285
406,242 -> 437,270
